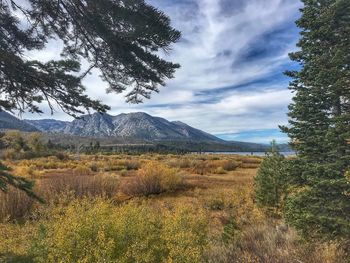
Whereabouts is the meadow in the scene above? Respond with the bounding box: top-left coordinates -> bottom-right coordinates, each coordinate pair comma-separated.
0,153 -> 348,263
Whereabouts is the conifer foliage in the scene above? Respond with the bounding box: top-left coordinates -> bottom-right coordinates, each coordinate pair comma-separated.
281,0 -> 350,239
0,0 -> 181,117
0,0 -> 180,196
0,162 -> 42,201
254,141 -> 287,215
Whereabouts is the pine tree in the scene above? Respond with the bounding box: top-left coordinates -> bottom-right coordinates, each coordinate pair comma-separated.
254,140 -> 287,216
281,0 -> 350,239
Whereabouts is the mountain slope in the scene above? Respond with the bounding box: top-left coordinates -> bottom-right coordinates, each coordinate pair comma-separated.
25,119 -> 70,132
2,111 -> 284,152
27,112 -> 224,142
71,112 -> 223,142
110,112 -> 223,141
171,121 -> 221,142
64,113 -> 115,137
0,111 -> 38,132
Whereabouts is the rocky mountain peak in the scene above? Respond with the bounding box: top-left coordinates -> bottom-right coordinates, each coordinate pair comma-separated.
24,112 -> 223,142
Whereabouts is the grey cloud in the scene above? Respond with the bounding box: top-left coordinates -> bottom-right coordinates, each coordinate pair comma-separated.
219,0 -> 247,17
22,0 -> 301,143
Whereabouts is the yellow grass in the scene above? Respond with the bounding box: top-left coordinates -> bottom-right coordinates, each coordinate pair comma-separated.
0,153 -> 348,262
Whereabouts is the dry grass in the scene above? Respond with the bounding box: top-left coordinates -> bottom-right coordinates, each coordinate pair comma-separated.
120,161 -> 183,196
0,173 -> 120,221
0,153 -> 348,262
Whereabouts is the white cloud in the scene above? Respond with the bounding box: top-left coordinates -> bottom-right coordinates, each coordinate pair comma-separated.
154,0 -> 300,92
21,0 -> 301,143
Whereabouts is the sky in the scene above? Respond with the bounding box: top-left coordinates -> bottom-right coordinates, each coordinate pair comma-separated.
23,0 -> 303,144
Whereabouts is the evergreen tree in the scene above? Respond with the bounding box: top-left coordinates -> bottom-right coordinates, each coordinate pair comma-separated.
281,0 -> 350,239
254,140 -> 287,215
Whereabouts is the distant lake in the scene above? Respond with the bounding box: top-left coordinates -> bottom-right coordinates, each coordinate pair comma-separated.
196,152 -> 296,157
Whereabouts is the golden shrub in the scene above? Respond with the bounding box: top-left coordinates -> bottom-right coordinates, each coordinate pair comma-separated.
168,158 -> 192,169
162,204 -> 208,263
118,169 -> 128,177
2,149 -> 18,160
189,159 -> 240,175
214,166 -> 227,174
220,160 -> 240,171
190,160 -> 210,175
1,153 -> 349,263
121,162 -> 183,196
124,160 -> 141,170
240,157 -> 262,168
73,164 -> 91,176
0,222 -> 36,262
14,165 -> 39,178
30,199 -> 208,263
160,170 -> 184,192
0,186 -> 38,221
204,193 -> 227,210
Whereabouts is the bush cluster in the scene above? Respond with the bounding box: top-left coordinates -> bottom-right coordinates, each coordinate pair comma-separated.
190,159 -> 240,175
121,162 -> 183,196
30,199 -> 208,263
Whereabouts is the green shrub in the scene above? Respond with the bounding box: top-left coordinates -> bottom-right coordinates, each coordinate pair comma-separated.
254,153 -> 287,215
30,199 -> 208,263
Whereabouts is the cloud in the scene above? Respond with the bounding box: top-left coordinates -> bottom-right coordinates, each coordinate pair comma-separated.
22,0 -> 301,143
150,0 -> 300,91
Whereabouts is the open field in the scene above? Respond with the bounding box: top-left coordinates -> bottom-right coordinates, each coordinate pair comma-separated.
0,154 -> 347,263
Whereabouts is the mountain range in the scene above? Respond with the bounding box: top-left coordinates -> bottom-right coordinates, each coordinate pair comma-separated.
24,112 -> 223,142
0,111 -> 38,132
0,111 -> 289,152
